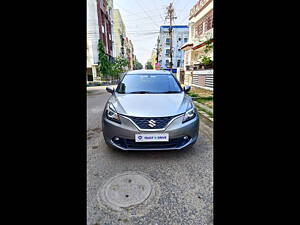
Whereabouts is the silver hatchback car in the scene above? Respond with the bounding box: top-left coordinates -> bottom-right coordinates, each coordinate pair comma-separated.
102,70 -> 199,151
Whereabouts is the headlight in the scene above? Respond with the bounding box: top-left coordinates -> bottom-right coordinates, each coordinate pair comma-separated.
182,102 -> 196,123
106,103 -> 121,124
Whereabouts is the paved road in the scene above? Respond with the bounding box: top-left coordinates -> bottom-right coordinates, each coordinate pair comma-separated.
87,86 -> 113,132
87,87 -> 213,225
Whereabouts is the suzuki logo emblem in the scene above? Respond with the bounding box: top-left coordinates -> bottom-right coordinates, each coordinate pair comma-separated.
148,119 -> 156,128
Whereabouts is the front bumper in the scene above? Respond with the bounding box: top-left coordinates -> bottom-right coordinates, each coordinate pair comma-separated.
102,113 -> 199,151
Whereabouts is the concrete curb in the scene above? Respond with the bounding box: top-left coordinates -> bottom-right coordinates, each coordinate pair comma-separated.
193,101 -> 213,114
194,100 -> 214,123
198,110 -> 213,122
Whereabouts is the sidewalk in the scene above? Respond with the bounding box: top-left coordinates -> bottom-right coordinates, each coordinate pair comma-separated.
87,85 -> 117,91
199,115 -> 213,143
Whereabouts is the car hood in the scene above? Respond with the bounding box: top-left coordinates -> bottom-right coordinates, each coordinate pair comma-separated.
109,92 -> 191,117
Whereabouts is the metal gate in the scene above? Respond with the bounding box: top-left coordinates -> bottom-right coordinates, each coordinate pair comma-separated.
205,74 -> 213,88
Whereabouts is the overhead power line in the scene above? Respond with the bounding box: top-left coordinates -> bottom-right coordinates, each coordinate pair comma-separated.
151,0 -> 165,22
133,0 -> 160,30
177,0 -> 195,23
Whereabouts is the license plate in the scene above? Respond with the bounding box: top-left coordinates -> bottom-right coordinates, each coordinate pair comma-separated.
135,133 -> 169,142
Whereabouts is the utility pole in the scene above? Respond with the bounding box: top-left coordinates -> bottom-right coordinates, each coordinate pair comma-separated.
156,37 -> 160,63
165,3 -> 177,71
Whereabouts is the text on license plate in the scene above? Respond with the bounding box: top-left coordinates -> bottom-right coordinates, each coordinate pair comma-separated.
135,133 -> 169,142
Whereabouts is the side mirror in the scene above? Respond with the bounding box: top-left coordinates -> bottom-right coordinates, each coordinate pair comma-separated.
106,87 -> 114,94
184,85 -> 191,93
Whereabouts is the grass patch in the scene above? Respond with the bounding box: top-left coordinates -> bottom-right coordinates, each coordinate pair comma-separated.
191,86 -> 213,97
189,92 -> 213,105
199,96 -> 213,100
188,92 -> 213,100
188,90 -> 213,108
195,97 -> 212,103
189,93 -> 199,98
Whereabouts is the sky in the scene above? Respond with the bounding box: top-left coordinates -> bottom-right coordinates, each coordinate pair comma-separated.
114,0 -> 197,66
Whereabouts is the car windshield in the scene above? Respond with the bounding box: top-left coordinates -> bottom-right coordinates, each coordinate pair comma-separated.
116,74 -> 182,94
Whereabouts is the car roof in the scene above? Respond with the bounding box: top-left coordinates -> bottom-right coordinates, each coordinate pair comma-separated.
125,70 -> 173,75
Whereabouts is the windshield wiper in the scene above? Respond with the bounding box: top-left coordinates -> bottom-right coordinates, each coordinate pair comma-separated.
127,91 -> 153,94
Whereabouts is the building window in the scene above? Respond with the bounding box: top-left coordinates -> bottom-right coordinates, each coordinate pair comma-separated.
165,49 -> 170,55
184,38 -> 188,43
166,60 -> 169,67
166,38 -> 170,45
195,23 -> 203,37
205,14 -> 213,31
191,24 -> 195,39
177,60 -> 181,67
178,38 -> 181,41
102,25 -> 105,33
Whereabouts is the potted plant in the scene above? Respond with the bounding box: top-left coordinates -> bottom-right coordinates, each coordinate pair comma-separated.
198,38 -> 213,69
199,56 -> 213,69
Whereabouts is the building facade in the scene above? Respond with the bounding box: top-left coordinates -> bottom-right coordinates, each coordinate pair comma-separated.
113,9 -> 126,58
87,0 -> 100,81
113,8 -> 136,70
157,25 -> 189,74
96,0 -> 114,61
181,0 -> 213,89
124,37 -> 134,70
87,0 -> 139,80
107,0 -> 116,58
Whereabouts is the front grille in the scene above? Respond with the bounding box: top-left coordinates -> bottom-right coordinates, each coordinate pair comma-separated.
128,116 -> 175,129
113,137 -> 190,150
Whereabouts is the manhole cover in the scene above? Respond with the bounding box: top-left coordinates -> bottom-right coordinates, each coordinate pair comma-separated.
99,172 -> 153,211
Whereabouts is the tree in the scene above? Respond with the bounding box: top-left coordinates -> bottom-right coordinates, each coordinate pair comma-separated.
199,55 -> 213,67
145,61 -> 153,69
203,39 -> 213,54
111,57 -> 128,80
133,59 -> 143,70
97,40 -> 111,78
97,40 -> 129,80
199,39 -> 213,68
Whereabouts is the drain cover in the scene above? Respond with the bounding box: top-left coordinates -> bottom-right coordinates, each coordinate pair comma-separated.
99,172 -> 153,211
